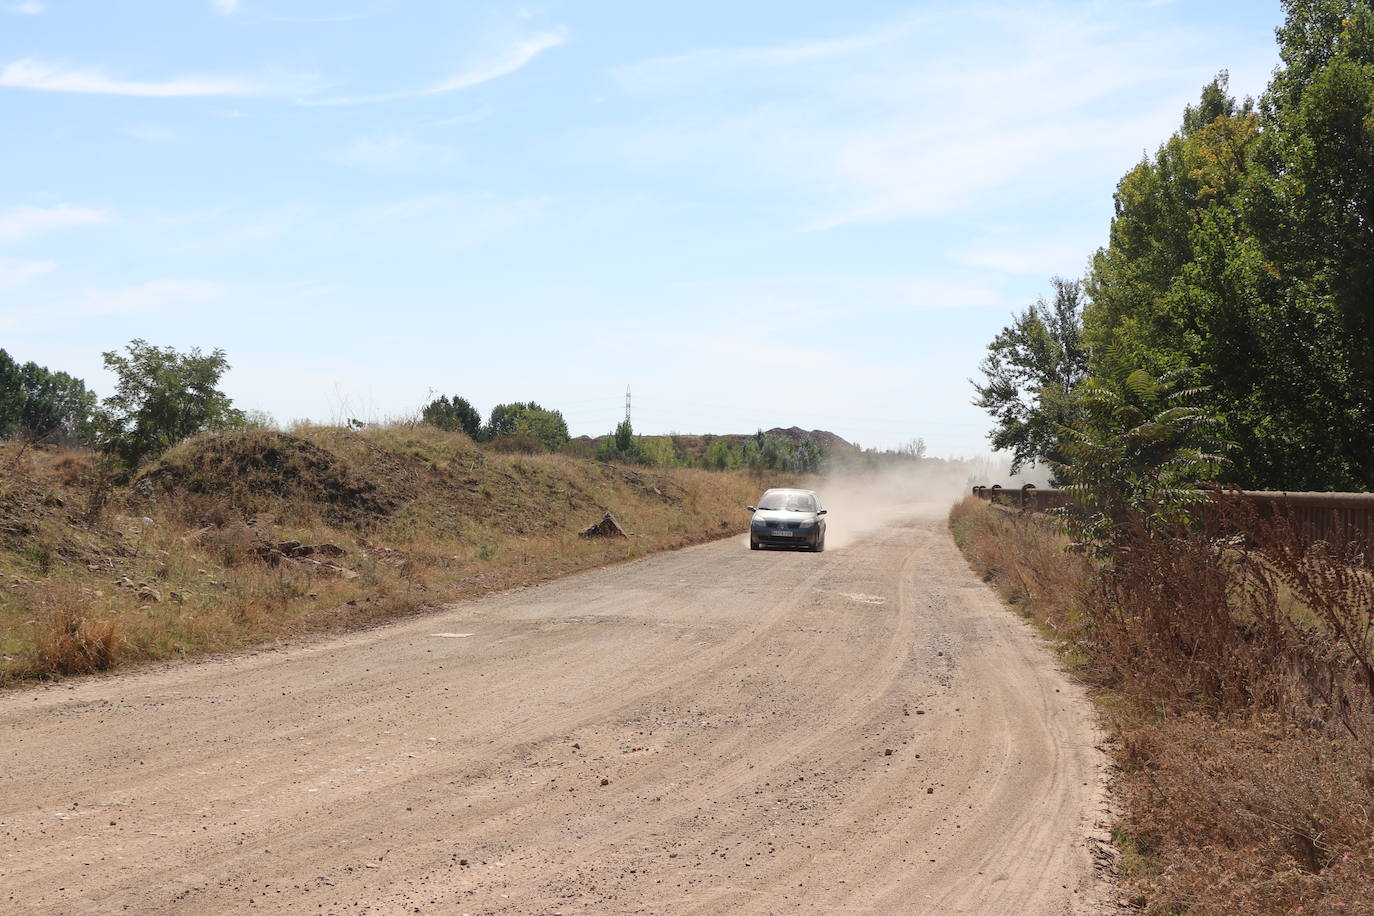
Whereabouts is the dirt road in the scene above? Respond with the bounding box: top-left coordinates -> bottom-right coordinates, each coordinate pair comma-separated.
1,499 -> 1108,914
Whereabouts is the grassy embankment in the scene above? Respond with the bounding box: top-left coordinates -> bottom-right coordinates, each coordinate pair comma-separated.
0,426 -> 774,682
950,496 -> 1374,916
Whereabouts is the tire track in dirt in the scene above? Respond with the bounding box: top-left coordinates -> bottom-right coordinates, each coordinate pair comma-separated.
0,503 -> 1107,915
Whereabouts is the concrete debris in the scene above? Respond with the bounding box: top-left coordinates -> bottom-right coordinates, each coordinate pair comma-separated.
579,512 -> 628,539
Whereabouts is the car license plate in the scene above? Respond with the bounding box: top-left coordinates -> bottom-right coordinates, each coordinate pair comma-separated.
773,530 -> 793,537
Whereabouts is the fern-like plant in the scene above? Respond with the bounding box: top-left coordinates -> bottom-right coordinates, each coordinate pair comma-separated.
1051,367 -> 1230,556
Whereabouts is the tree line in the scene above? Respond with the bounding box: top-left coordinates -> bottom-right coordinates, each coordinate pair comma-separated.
422,398 -> 832,472
421,394 -> 570,452
976,0 -> 1374,496
4,343 -> 916,477
591,419 -> 829,473
1,340 -> 243,468
0,346 -> 581,470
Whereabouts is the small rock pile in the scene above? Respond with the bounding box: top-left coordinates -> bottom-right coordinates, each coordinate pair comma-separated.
180,522 -> 359,579
112,576 -> 176,604
254,540 -> 358,578
579,512 -> 628,539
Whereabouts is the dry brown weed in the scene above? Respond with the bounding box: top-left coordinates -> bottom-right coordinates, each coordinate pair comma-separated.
950,495 -> 1374,916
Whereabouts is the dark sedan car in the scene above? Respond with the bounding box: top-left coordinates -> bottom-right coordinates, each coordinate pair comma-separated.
748,488 -> 826,551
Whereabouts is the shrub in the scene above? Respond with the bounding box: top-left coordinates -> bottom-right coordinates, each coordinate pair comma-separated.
26,607 -> 123,677
485,401 -> 569,451
597,419 -> 647,464
421,395 -> 481,437
1052,367 -> 1228,556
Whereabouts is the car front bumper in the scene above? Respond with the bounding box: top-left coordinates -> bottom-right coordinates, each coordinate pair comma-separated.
752,525 -> 820,547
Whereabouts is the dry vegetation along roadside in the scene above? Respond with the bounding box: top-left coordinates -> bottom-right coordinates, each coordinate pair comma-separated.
949,496 -> 1374,916
0,425 -> 775,682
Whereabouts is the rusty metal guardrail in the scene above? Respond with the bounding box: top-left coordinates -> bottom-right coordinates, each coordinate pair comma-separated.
971,484 -> 1374,543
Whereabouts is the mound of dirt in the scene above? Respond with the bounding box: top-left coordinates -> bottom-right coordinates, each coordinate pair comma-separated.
761,427 -> 853,451
136,431 -> 405,523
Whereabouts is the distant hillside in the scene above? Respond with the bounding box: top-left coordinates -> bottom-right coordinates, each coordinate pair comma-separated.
571,427 -> 854,459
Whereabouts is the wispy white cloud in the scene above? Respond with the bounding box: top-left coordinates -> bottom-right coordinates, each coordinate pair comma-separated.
154,204 -> 312,253
7,2 -> 45,14
334,134 -> 455,170
630,18 -> 915,78
0,203 -> 110,244
952,240 -> 1094,277
311,29 -> 566,105
431,30 -> 566,93
0,58 -> 263,97
607,2 -> 1250,231
10,277 -> 223,324
212,0 -> 240,15
682,274 -> 1008,321
77,278 -> 221,315
0,256 -> 54,288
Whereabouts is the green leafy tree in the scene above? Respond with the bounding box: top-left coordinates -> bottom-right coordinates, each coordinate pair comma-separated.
97,340 -> 245,466
1053,368 -> 1229,557
594,421 -> 686,467
1078,12 -> 1374,490
1238,0 -> 1374,486
1083,75 -> 1256,376
613,418 -> 634,453
702,439 -> 740,470
0,348 -> 97,444
978,5 -> 1374,492
737,430 -> 825,474
597,419 -> 645,463
639,436 -> 679,467
485,401 -> 569,451
421,394 -> 482,437
972,278 -> 1088,476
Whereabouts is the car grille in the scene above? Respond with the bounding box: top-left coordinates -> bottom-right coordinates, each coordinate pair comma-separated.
765,521 -> 803,529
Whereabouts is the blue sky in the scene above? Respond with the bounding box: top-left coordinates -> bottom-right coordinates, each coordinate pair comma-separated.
2,0 -> 1284,454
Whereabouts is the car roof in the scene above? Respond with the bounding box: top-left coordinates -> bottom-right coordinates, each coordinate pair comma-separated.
761,488 -> 817,497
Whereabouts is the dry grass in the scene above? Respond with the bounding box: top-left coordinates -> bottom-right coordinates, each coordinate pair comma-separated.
948,496 -> 1093,644
0,429 -> 777,683
948,495 -> 1374,916
19,589 -> 123,678
1120,714 -> 1374,916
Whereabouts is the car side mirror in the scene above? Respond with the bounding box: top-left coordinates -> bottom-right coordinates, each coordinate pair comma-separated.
817,509 -> 827,515
746,506 -> 756,512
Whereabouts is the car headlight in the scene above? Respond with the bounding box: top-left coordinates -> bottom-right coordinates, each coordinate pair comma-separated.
798,518 -> 816,528
751,517 -> 768,527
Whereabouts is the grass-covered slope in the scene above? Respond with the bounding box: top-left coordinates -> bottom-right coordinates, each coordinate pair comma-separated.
0,426 -> 771,682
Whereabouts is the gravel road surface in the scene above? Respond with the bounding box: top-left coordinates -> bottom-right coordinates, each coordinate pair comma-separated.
1,499 -> 1108,914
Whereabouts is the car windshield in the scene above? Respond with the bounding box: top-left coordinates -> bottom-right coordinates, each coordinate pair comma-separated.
758,493 -> 816,512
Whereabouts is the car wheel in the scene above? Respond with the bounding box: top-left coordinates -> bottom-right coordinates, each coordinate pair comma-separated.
750,537 -> 760,550
814,531 -> 825,552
